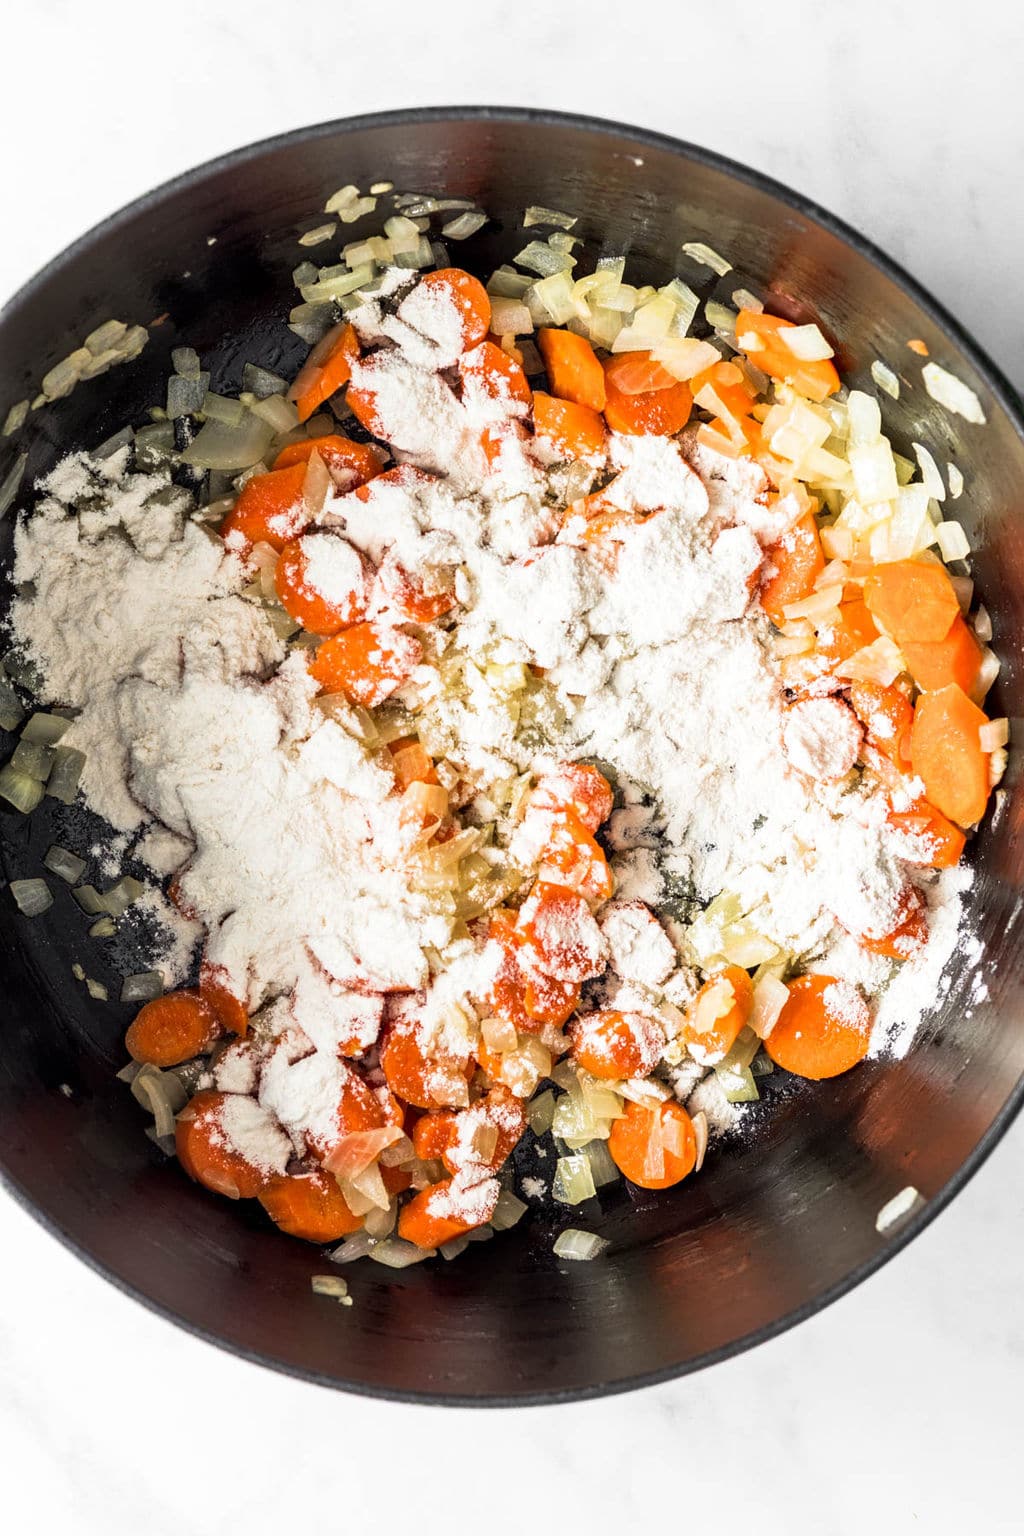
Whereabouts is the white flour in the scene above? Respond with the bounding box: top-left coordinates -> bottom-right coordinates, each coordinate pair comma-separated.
7,270 -> 978,1169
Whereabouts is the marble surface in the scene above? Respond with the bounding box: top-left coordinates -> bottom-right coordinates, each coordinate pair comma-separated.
2,1 -> 1023,1530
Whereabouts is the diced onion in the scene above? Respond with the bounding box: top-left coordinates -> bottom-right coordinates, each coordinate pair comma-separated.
779,324 -> 834,361
442,211 -> 488,240
913,442 -> 946,501
89,916 -> 116,938
524,206 -> 577,230
750,974 -> 789,1039
922,362 -> 986,424
120,971 -> 164,1003
369,1237 -> 436,1268
311,1274 -> 350,1299
553,1153 -> 597,1206
515,242 -> 575,278
0,452 -> 28,520
553,1228 -> 608,1262
870,360 -> 900,398
834,636 -> 906,686
875,1185 -> 923,1234
325,1125 -> 404,1180
21,712 -> 71,746
704,300 -> 737,333
9,877 -> 53,916
299,223 -> 336,248
935,520 -> 971,562
715,1062 -> 760,1103
2,400 -> 29,437
181,413 -> 274,472
681,241 -> 731,275
582,1138 -> 619,1189
947,462 -> 964,499
490,1189 -> 528,1230
330,1229 -> 376,1263
46,746 -> 86,804
977,647 -> 1001,696
527,1088 -> 556,1136
652,337 -> 720,381
102,876 -> 144,917
950,575 -> 973,614
0,764 -> 44,813
42,845 -> 87,885
0,676 -> 25,731
974,605 -> 993,643
489,297 -> 533,336
980,718 -> 1009,752
691,1109 -> 709,1172
481,1014 -> 518,1054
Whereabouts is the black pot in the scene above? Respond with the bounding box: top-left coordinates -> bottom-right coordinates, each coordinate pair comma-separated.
1,107 -> 1022,1405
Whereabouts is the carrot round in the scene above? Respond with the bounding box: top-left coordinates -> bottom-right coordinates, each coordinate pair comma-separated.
848,681 -> 913,766
376,559 -> 456,623
537,329 -> 607,412
678,965 -> 754,1064
569,1009 -> 663,1079
308,622 -> 422,706
259,1168 -> 363,1242
734,308 -> 840,402
380,1023 -> 472,1111
418,268 -> 491,351
397,1174 -> 499,1249
859,887 -> 929,960
304,1065 -> 387,1161
199,960 -> 249,1038
910,683 -> 991,827
459,340 -> 531,406
516,881 -> 606,982
760,514 -> 825,626
765,975 -> 871,1080
532,391 -> 608,460
888,796 -> 966,868
901,614 -> 983,697
412,1110 -> 459,1164
607,1100 -> 697,1190
288,321 -> 361,423
817,598 -> 880,668
273,433 -> 384,489
482,909 -> 534,1033
275,533 -> 370,635
530,762 -> 614,833
863,560 -> 960,645
126,991 -> 221,1067
220,464 -> 310,552
523,970 -> 580,1027
538,807 -> 614,906
175,1090 -> 276,1199
443,1085 -> 527,1176
602,363 -> 692,436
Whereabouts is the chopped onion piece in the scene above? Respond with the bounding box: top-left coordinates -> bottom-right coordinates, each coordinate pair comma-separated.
442,211 -> 488,240
299,223 -> 336,248
9,878 -> 52,916
181,412 -> 274,472
834,636 -> 906,687
527,1088 -> 556,1136
439,1235 -> 471,1261
43,845 -> 87,885
681,240 -> 731,275
490,1189 -> 528,1230
751,973 -> 789,1039
46,746 -> 86,804
241,363 -> 288,399
704,300 -> 737,334
947,462 -> 964,499
950,575 -> 973,614
651,337 -> 720,381
324,184 -> 359,214
524,206 -> 577,230
2,399 -> 29,437
922,362 -> 986,424
330,1229 -> 376,1264
870,360 -> 900,398
691,1109 -> 709,1173
89,916 -> 116,938
102,876 -> 144,918
489,297 -> 533,336
715,1062 -> 760,1103
71,884 -> 106,916
553,1228 -> 608,1262
935,520 -> 970,562
311,1274 -> 350,1300
980,718 -> 1009,752
0,764 -> 44,813
364,1200 -> 398,1238
977,647 -> 1001,696
553,1153 -> 596,1206
12,739 -> 55,780
875,1185 -> 923,1234
487,267 -> 533,299
369,1237 -> 435,1268
779,324 -> 834,361
0,452 -> 28,520
21,712 -> 71,746
0,676 -> 25,731
582,1138 -> 619,1189
974,605 -> 992,643
913,442 -> 946,501
731,288 -> 763,313
515,241 -> 575,278
120,971 -> 164,1004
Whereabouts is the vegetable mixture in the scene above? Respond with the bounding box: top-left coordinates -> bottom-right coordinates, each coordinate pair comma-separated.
1,191 -> 1004,1269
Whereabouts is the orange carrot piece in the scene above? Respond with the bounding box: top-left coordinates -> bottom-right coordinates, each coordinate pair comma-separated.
199,960 -> 249,1038
530,762 -> 614,833
848,681 -> 914,766
608,1100 -> 697,1190
304,1065 -> 387,1161
602,361 -> 692,436
538,806 -> 614,907
376,560 -> 457,623
418,268 -> 491,350
537,328 -> 607,412
459,339 -> 531,406
859,886 -> 929,960
765,975 -> 871,1079
677,965 -> 754,1064
308,622 -> 423,707
888,797 -> 966,868
175,1090 -> 273,1199
482,909 -> 535,1034
863,560 -> 960,645
523,970 -> 580,1027
412,1110 -> 459,1164
734,308 -> 840,402
126,991 -> 221,1067
388,737 -> 438,790
817,598 -> 880,669
516,881 -> 606,983
273,433 -> 384,489
442,1085 -> 527,1176
220,464 -> 310,552
259,1169 -> 363,1242
274,534 -> 370,636
532,391 -> 608,460
603,351 -> 681,396
689,359 -> 757,419
568,1009 -> 663,1079
901,614 -> 984,697
398,1175 -> 499,1249
380,1023 -> 472,1112
759,514 -> 825,626
288,321 -> 361,423
910,683 -> 991,827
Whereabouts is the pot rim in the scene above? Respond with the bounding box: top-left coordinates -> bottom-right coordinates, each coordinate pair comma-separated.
1,104 -> 1022,1407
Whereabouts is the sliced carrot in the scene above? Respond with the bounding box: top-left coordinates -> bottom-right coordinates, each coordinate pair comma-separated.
901,614 -> 983,697
275,534 -> 370,635
412,1110 -> 459,1164
126,991 -> 221,1067
397,1174 -> 499,1249
537,329 -> 607,412
523,970 -> 580,1027
910,683 -> 991,827
220,464 -> 310,552
863,560 -> 960,645
351,464 -> 435,503
848,681 -> 913,766
859,886 -> 929,960
388,738 -> 438,790
288,321 -> 361,423
482,909 -> 535,1034
607,1100 -> 697,1190
568,1009 -> 663,1079
199,960 -> 249,1038
888,797 -> 966,868
376,559 -> 456,623
308,622 -> 423,707
380,1022 -> 473,1112
459,339 -> 531,407
759,513 -> 825,626
688,359 -> 757,419
259,1168 -> 362,1242
443,1085 -> 527,1176
532,391 -> 608,460
765,974 -> 871,1080
677,965 -> 754,1064
417,268 -> 491,351
734,308 -> 840,402
273,434 -> 384,489
817,597 -> 880,669
603,351 -> 680,396
175,1090 -> 274,1199
303,1066 -> 389,1161
530,762 -> 614,833
516,881 -> 606,983
602,361 -> 692,436
538,807 -> 614,907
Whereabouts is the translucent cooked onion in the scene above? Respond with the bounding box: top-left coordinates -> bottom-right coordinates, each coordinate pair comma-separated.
490,1189 -> 528,1230
947,462 -> 964,499
779,323 -> 834,361
0,675 -> 25,731
524,206 -> 577,230
980,718 -> 1009,752
515,241 -> 576,278
913,441 -> 946,501
691,1110 -> 709,1173
527,1088 -> 556,1136
45,745 -> 86,804
481,1014 -> 518,1054
331,1229 -> 376,1263
582,1137 -> 619,1189
682,240 -> 731,275
0,453 -> 28,520
0,764 -> 44,814
102,876 -> 144,917
750,973 -> 789,1039
922,362 -> 986,425
325,1125 -> 404,1180
181,412 -> 274,472
132,1064 -> 187,1137
835,636 -> 906,686
935,520 -> 971,562
120,971 -> 164,1003
553,1228 -> 608,1262
553,1154 -> 596,1206
369,1237 -> 436,1268
42,845 -> 87,885
489,296 -> 534,336
311,1274 -> 350,1299
652,337 -> 720,381
442,211 -> 488,240
242,363 -> 289,399
9,877 -> 53,916
364,1200 -> 398,1238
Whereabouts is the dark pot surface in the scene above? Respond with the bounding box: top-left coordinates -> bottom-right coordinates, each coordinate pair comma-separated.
1,107 -> 1022,1405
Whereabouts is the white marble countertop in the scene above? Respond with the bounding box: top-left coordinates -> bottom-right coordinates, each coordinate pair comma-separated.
2,1 -> 1022,1530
